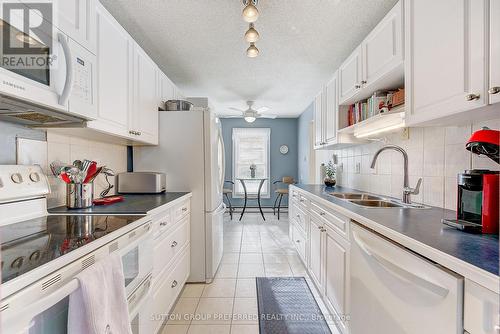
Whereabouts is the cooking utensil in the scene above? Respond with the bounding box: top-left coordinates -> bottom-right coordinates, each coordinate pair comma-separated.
60,173 -> 71,184
85,166 -> 102,183
72,160 -> 83,170
164,100 -> 193,111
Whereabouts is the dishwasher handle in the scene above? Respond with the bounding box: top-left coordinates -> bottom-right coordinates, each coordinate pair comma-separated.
352,230 -> 450,298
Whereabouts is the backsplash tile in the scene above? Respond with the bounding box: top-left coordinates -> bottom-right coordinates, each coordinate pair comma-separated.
322,118 -> 499,211
45,132 -> 127,208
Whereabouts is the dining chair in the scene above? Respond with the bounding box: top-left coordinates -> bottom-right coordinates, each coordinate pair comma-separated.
223,180 -> 235,220
272,176 -> 295,220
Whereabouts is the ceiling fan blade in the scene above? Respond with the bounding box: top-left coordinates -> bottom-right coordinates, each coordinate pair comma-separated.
223,115 -> 243,118
260,113 -> 277,119
229,107 -> 245,112
257,106 -> 270,113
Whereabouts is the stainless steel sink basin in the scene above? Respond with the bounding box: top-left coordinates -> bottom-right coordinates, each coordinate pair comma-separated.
330,193 -> 383,200
348,199 -> 404,208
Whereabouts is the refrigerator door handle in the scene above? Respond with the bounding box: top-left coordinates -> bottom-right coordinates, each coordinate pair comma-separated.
218,128 -> 226,195
352,230 -> 450,298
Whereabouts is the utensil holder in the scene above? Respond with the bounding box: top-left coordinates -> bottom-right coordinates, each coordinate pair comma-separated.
66,183 -> 94,209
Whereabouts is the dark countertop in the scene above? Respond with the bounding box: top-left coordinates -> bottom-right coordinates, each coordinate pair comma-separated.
48,192 -> 191,215
294,184 -> 499,277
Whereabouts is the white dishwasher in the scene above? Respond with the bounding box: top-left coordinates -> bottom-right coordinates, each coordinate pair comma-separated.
350,222 -> 463,334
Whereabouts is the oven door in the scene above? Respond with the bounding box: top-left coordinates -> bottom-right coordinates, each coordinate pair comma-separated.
0,2 -> 70,112
119,225 -> 153,296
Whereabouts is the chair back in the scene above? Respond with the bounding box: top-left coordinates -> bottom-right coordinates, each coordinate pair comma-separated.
282,176 -> 295,184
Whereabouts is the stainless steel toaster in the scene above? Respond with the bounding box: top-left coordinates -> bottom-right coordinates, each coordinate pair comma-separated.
117,172 -> 166,194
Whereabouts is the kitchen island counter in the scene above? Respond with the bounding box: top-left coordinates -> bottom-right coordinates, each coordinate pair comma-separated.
292,184 -> 499,293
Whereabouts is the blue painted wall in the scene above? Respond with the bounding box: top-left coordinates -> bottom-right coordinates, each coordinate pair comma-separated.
221,118 -> 298,207
297,103 -> 314,184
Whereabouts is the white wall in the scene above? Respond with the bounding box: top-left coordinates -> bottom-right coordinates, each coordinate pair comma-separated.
315,118 -> 500,209
46,132 -> 128,208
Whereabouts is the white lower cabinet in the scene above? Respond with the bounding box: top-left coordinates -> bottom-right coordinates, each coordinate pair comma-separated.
148,198 -> 191,334
308,214 -> 324,291
464,279 -> 500,334
324,223 -> 350,334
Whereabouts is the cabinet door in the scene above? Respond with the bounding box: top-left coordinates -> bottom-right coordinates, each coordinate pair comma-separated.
324,224 -> 350,334
308,215 -> 324,291
361,0 -> 403,88
132,45 -> 159,144
325,73 -> 338,144
405,0 -> 487,125
58,0 -> 96,53
490,0 -> 500,105
92,3 -> 131,136
314,91 -> 324,147
339,47 -> 362,104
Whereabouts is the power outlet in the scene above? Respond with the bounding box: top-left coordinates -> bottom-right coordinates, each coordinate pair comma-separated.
355,162 -> 361,174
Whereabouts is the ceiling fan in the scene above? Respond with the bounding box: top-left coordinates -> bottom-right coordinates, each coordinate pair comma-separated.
227,101 -> 277,123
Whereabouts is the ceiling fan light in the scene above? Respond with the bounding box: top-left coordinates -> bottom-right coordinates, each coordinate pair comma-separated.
246,43 -> 259,58
244,23 -> 259,43
242,3 -> 259,23
244,116 -> 256,123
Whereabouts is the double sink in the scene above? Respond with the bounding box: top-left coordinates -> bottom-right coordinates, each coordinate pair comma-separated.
329,192 -> 428,209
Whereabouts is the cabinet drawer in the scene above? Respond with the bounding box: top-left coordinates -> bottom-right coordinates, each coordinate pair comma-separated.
298,193 -> 310,210
292,223 -> 307,262
464,279 -> 500,334
291,189 -> 300,203
152,209 -> 172,238
292,206 -> 308,234
151,247 -> 190,333
310,201 -> 350,239
173,200 -> 190,222
153,216 -> 190,279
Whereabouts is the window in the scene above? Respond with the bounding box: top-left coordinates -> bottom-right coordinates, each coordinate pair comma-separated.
232,128 -> 271,198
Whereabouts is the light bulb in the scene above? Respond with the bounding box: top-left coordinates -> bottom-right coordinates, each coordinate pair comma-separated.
244,116 -> 256,123
246,43 -> 259,58
244,24 -> 259,43
242,3 -> 259,23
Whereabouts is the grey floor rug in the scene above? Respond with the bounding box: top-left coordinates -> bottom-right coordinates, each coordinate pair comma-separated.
256,277 -> 332,334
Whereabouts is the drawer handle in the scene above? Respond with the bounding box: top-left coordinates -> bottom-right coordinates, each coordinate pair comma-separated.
295,240 -> 300,243
171,241 -> 178,248
465,93 -> 480,101
160,222 -> 168,227
320,227 -> 326,232
171,280 -> 178,288
319,212 -> 325,216
182,207 -> 188,212
489,86 -> 500,95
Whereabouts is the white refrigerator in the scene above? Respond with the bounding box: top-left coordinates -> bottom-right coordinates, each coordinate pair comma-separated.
134,98 -> 225,283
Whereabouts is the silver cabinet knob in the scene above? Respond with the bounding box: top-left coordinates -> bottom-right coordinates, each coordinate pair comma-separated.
361,80 -> 367,84
160,222 -> 168,227
319,212 -> 326,216
295,239 -> 300,243
465,93 -> 480,101
182,207 -> 188,212
355,84 -> 361,89
171,280 -> 178,288
171,241 -> 178,248
489,86 -> 500,95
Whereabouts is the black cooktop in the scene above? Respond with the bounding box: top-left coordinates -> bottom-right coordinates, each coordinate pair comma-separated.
0,214 -> 145,284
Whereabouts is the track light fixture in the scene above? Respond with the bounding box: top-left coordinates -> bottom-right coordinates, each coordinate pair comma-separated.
242,0 -> 259,23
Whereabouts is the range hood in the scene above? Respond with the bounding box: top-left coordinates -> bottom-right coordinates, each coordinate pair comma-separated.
0,94 -> 86,128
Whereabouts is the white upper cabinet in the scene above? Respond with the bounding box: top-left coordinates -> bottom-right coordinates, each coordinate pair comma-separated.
489,0 -> 500,105
91,3 -> 131,137
361,0 -> 403,90
405,0 -> 488,125
339,47 -> 363,104
325,73 -> 338,144
131,44 -> 159,145
58,0 -> 96,53
314,91 -> 324,148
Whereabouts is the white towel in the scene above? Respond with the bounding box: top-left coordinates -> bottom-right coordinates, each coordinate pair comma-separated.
68,253 -> 132,334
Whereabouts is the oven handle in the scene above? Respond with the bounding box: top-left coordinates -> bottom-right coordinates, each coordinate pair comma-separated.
57,32 -> 74,106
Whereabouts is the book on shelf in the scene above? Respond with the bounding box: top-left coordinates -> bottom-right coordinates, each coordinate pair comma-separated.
346,88 -> 405,127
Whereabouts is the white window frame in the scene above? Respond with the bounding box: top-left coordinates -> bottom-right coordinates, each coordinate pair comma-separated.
232,127 -> 271,198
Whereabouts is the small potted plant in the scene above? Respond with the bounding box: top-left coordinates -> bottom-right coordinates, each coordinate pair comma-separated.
324,161 -> 336,187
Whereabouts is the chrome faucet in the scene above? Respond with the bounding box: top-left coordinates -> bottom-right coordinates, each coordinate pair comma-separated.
370,145 -> 422,204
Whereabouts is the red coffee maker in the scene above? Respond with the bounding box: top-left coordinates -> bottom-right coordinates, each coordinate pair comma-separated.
443,128 -> 499,234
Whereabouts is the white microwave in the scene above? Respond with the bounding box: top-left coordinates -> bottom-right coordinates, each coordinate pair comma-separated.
0,6 -> 96,125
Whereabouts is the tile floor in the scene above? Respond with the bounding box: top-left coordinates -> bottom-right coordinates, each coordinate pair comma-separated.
161,212 -> 339,334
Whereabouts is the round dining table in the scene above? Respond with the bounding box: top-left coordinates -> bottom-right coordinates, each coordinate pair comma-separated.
236,178 -> 268,221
